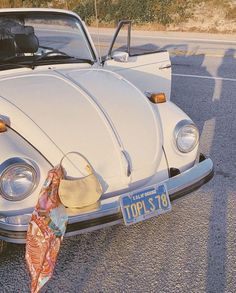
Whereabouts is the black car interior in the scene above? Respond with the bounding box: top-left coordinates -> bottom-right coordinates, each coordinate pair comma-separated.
0,20 -> 39,58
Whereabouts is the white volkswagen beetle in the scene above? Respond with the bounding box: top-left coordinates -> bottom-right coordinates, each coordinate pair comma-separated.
0,8 -> 213,244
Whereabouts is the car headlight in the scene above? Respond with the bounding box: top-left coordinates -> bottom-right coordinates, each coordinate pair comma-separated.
0,158 -> 39,201
174,120 -> 199,153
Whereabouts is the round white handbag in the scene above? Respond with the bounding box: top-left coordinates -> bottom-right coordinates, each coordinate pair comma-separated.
58,152 -> 103,209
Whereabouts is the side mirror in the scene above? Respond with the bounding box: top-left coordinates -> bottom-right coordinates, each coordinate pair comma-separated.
112,51 -> 129,62
105,20 -> 131,62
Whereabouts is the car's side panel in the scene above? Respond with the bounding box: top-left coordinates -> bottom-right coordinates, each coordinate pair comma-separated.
104,51 -> 172,100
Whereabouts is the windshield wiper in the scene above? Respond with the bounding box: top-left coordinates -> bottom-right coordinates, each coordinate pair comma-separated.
0,62 -> 33,70
35,49 -> 73,61
0,48 -> 94,70
0,48 -> 67,63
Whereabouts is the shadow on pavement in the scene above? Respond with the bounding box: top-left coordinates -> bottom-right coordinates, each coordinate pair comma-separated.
205,48 -> 236,293
172,48 -> 236,293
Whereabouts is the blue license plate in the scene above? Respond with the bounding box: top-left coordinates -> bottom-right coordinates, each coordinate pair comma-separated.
120,184 -> 171,225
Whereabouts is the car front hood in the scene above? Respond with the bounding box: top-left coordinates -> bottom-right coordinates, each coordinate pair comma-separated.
0,68 -> 163,193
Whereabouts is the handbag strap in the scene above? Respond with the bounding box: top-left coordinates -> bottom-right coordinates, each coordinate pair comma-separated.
60,151 -> 94,176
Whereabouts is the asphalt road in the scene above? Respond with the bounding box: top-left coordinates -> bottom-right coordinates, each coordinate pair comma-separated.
1,30 -> 236,293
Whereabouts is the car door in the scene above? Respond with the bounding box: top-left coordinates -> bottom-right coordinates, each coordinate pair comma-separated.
103,21 -> 172,100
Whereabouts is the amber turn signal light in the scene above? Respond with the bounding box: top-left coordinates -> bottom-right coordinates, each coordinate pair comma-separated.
0,119 -> 7,132
149,93 -> 166,104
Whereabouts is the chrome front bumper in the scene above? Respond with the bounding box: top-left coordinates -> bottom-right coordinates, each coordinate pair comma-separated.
0,155 -> 214,244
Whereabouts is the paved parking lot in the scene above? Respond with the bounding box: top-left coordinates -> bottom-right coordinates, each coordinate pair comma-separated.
1,31 -> 236,293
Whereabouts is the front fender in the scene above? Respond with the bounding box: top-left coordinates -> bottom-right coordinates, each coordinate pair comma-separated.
153,101 -> 199,172
0,96 -> 65,167
0,127 -> 52,215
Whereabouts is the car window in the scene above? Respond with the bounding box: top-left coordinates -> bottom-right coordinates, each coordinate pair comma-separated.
0,12 -> 95,64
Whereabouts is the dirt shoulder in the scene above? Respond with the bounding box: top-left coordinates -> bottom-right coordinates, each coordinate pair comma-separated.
88,27 -> 236,42
89,21 -> 236,35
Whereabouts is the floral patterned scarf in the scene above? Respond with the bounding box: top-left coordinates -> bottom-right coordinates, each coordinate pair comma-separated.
25,165 -> 68,293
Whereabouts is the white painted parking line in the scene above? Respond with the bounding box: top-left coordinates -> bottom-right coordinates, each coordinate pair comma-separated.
173,73 -> 236,82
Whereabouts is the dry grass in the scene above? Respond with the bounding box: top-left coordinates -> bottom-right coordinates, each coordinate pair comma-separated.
0,0 -> 235,33
226,5 -> 236,19
179,1 -> 236,33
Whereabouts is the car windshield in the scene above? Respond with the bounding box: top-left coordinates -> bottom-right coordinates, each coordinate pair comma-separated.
0,11 -> 95,69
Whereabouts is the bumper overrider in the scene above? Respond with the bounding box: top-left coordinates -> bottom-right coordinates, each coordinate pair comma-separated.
0,154 -> 213,244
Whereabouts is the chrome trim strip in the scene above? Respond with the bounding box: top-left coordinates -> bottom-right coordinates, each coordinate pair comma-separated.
166,158 -> 213,194
0,235 -> 26,244
0,156 -> 213,241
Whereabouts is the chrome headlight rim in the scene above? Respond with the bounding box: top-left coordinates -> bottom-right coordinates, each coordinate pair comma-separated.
0,157 -> 39,201
174,119 -> 199,153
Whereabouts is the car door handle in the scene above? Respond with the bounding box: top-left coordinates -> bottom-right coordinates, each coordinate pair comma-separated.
159,64 -> 171,70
